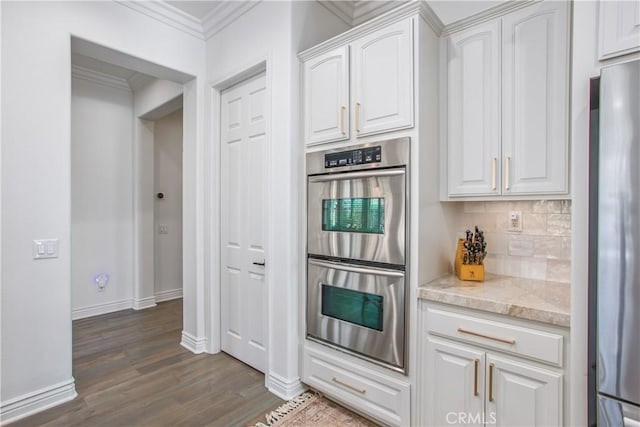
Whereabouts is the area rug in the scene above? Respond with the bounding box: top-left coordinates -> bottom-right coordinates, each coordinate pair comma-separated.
254,391 -> 378,426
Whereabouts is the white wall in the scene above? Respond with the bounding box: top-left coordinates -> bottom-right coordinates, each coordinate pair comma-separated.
154,108 -> 183,299
71,76 -> 134,317
205,1 -> 349,399
131,78 -> 184,311
1,1 -> 205,421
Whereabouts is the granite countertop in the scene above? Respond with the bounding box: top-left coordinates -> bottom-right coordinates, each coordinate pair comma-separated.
418,274 -> 571,327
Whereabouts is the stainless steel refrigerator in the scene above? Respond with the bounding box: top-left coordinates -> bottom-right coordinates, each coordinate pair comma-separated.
591,59 -> 640,426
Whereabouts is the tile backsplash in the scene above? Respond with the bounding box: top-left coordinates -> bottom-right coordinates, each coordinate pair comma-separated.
452,200 -> 571,283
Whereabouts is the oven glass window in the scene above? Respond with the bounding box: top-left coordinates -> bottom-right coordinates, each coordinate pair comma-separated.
322,198 -> 385,234
321,284 -> 383,331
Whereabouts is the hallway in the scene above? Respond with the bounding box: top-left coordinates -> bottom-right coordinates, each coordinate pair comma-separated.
11,300 -> 282,426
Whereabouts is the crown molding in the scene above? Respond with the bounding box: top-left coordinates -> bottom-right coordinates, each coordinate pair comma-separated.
352,1 -> 406,26
300,1 -> 430,61
202,1 -> 262,40
441,0 -> 539,36
316,1 -> 355,27
115,0 -> 204,40
418,1 -> 444,35
72,64 -> 132,91
127,72 -> 154,91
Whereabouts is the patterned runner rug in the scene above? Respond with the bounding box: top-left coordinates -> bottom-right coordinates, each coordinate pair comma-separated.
254,391 -> 378,426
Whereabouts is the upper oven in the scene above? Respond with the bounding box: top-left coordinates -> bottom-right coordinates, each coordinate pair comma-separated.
306,138 -> 409,267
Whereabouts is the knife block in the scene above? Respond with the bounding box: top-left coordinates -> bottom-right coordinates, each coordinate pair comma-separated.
455,238 -> 485,282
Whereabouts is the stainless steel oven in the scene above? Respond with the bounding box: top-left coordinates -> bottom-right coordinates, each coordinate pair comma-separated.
306,138 -> 409,373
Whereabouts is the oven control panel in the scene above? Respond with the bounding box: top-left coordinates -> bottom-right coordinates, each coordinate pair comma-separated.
324,146 -> 382,168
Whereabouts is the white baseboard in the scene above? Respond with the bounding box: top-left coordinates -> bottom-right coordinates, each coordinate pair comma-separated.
72,299 -> 132,320
132,296 -> 157,310
0,379 -> 77,424
155,288 -> 183,303
267,372 -> 306,400
180,331 -> 207,354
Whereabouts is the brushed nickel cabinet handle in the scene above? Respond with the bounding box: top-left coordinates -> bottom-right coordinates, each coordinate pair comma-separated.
492,157 -> 497,190
332,377 -> 366,394
489,363 -> 495,402
457,328 -> 516,345
355,102 -> 361,133
505,156 -> 511,190
339,105 -> 346,135
474,358 -> 479,396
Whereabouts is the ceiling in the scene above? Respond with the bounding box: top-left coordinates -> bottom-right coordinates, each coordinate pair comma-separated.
165,0 -> 507,27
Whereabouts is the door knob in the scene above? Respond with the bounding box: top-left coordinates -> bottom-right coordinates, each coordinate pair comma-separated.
253,260 -> 265,266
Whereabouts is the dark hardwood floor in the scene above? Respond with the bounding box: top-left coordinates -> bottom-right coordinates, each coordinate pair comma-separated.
11,299 -> 283,426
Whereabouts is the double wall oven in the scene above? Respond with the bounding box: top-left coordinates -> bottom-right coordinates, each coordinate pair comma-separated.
306,138 -> 409,373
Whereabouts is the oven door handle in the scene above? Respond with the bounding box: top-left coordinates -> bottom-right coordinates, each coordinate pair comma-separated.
308,258 -> 404,278
308,168 -> 405,183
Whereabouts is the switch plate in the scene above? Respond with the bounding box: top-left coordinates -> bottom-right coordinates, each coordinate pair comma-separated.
158,224 -> 169,235
508,211 -> 522,232
33,239 -> 59,259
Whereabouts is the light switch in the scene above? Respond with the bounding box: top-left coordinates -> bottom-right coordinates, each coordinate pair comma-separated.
33,239 -> 58,259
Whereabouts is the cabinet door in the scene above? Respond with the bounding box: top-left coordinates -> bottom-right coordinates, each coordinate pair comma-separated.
599,0 -> 640,60
422,336 -> 485,427
447,20 -> 501,197
502,1 -> 569,195
352,19 -> 413,137
487,355 -> 562,426
304,46 -> 349,146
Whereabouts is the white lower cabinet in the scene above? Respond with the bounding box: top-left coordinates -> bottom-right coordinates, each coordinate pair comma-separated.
487,354 -> 562,426
420,304 -> 565,426
302,345 -> 410,426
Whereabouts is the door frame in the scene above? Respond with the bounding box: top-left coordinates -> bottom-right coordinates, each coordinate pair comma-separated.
208,57 -> 272,370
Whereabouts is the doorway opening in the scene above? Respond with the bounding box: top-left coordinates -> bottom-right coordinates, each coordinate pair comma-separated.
69,37 -> 200,385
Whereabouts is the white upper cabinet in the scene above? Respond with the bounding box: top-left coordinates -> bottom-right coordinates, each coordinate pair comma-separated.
502,1 -> 569,195
304,46 -> 350,146
302,18 -> 414,146
599,0 -> 640,60
447,20 -> 501,196
352,19 -> 414,137
445,1 -> 570,199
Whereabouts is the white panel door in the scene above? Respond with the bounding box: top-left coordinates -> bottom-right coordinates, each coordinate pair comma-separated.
599,0 -> 640,59
422,337 -> 486,427
487,355 -> 562,427
447,20 -> 501,197
304,46 -> 349,146
502,1 -> 569,195
220,73 -> 267,373
352,18 -> 414,137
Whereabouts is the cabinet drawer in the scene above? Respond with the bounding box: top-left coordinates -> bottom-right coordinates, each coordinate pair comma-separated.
426,308 -> 563,366
303,346 -> 410,426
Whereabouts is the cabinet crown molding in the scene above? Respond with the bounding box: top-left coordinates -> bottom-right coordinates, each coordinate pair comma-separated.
442,0 -> 541,36
299,1 -> 443,61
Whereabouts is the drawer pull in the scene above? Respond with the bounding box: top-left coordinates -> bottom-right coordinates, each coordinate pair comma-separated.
457,327 -> 516,345
473,358 -> 479,396
332,376 -> 366,394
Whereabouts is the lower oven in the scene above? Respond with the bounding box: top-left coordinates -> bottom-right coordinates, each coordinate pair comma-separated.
306,257 -> 405,372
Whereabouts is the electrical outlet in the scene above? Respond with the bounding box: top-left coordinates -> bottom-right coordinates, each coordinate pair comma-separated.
508,211 -> 522,232
158,224 -> 169,235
